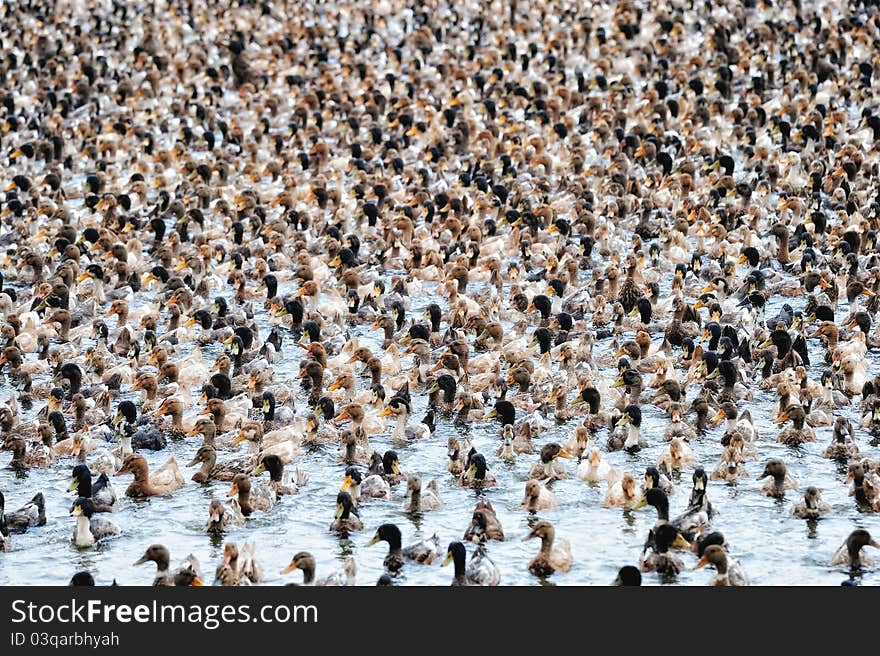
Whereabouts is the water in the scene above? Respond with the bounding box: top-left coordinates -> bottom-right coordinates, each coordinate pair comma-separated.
2,269 -> 878,587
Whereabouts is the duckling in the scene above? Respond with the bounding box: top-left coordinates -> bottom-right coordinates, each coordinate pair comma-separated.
758,458 -> 798,499
791,486 -> 832,519
69,498 -> 119,548
523,520 -> 572,577
330,491 -> 363,536
403,475 -> 443,512
114,454 -> 184,497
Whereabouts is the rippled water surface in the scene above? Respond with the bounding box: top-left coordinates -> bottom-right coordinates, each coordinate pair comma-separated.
1,266 -> 879,587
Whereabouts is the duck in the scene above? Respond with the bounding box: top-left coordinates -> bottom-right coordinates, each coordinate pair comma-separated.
463,501 -> 505,543
640,523 -> 688,578
69,498 -> 119,548
0,491 -> 46,534
831,529 -> 880,571
134,544 -> 202,586
330,491 -> 363,536
791,486 -> 832,519
204,497 -> 246,534
341,465 -> 391,502
824,417 -> 859,461
607,404 -> 647,452
523,520 -> 572,577
657,437 -> 696,472
775,404 -> 816,445
228,473 -> 275,516
603,471 -> 643,509
366,523 -> 406,573
637,487 -> 711,544
695,544 -> 749,586
251,454 -> 307,496
403,475 -> 443,512
186,443 -> 251,483
68,464 -> 116,512
576,447 -> 612,483
758,459 -> 798,499
458,452 -> 497,489
281,552 -> 356,586
528,443 -> 573,481
442,541 -> 501,586
520,478 -> 558,511
114,454 -> 184,497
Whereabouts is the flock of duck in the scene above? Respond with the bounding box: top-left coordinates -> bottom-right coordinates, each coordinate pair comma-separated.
1,0 -> 880,587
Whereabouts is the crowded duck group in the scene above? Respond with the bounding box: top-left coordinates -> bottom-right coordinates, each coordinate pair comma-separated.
1,0 -> 880,586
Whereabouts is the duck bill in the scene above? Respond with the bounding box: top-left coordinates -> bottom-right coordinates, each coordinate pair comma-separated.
327,380 -> 342,392
441,552 -> 454,567
426,383 -> 440,394
230,432 -> 247,446
378,406 -> 393,418
190,576 -> 205,586
633,497 -> 648,510
252,462 -> 266,476
68,477 -> 79,492
281,562 -> 299,574
674,533 -> 692,549
695,554 -> 709,569
774,413 -> 789,425
861,288 -> 876,298
711,409 -> 725,422
185,427 -> 201,438
340,476 -> 354,492
227,483 -> 239,498
483,408 -> 497,419
557,449 -> 573,460
333,409 -> 351,423
335,503 -> 344,520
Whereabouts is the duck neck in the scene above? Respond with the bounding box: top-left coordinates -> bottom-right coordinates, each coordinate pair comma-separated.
409,488 -> 421,511
625,425 -> 641,449
238,490 -> 253,516
74,515 -> 94,546
393,412 -> 409,441
120,436 -> 133,456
